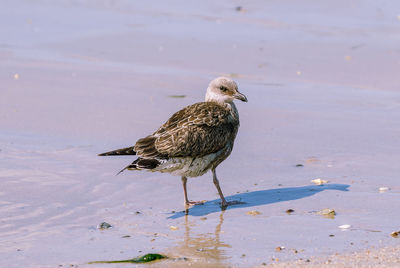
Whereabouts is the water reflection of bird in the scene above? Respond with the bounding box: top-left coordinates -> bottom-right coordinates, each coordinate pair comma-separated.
165,211 -> 230,267
99,77 -> 247,208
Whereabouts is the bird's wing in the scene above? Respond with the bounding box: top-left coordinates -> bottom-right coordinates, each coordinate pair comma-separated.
136,102 -> 236,158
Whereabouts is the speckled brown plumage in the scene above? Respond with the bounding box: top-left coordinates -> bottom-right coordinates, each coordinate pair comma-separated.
136,102 -> 238,159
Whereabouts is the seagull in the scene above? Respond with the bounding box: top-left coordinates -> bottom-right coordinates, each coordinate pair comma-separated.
99,77 -> 247,208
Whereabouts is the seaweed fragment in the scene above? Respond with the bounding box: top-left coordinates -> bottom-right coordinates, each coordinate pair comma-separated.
88,253 -> 167,264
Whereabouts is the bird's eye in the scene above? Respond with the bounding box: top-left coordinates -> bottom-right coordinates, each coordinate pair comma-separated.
219,86 -> 227,92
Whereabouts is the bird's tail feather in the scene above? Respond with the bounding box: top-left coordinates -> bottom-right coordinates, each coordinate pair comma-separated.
99,146 -> 136,156
116,158 -> 160,176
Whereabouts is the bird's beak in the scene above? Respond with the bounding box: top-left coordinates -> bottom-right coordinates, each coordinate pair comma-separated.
234,91 -> 248,102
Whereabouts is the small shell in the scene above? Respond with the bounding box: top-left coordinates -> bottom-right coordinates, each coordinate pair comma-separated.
247,210 -> 261,216
339,224 -> 351,230
169,226 -> 178,231
311,178 -> 329,185
379,187 -> 390,192
317,208 -> 336,219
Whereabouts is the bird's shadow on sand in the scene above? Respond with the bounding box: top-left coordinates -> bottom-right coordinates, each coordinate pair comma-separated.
168,184 -> 349,219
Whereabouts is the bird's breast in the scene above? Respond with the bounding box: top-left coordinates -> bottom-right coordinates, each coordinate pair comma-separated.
154,145 -> 232,178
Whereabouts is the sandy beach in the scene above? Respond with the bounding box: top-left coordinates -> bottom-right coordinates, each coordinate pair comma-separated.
1,1 -> 400,267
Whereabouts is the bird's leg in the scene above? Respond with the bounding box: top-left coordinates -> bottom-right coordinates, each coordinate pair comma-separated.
181,176 -> 190,204
181,176 -> 203,206
212,169 -> 228,208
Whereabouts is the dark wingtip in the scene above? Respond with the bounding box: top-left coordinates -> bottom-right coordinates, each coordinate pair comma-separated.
116,168 -> 126,176
115,164 -> 136,176
98,146 -> 136,156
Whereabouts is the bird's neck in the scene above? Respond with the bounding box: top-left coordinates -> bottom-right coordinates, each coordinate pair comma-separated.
205,89 -> 234,104
206,99 -> 239,122
228,102 -> 239,121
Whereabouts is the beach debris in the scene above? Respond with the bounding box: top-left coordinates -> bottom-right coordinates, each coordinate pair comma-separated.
121,235 -> 131,238
88,253 -> 167,264
338,224 -> 351,230
14,73 -> 20,80
235,6 -> 243,12
345,55 -> 352,61
351,44 -> 365,50
228,73 -> 241,78
247,210 -> 261,216
130,211 -> 142,215
391,231 -> 400,238
169,225 -> 179,231
275,246 -> 285,252
175,257 -> 189,261
295,164 -> 304,167
305,157 -> 319,163
311,178 -> 329,185
286,209 -> 295,214
317,208 -> 336,219
168,95 -> 186,98
365,229 -> 381,233
329,234 -> 335,237
296,71 -> 302,76
97,222 -> 112,230
379,187 -> 390,193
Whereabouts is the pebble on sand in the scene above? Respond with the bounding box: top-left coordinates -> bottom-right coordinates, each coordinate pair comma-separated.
390,231 -> 399,238
97,222 -> 112,230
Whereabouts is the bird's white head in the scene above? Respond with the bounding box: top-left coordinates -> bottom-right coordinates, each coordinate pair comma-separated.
205,77 -> 248,104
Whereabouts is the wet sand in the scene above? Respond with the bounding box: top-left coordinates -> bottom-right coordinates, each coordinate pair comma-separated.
1,1 -> 400,267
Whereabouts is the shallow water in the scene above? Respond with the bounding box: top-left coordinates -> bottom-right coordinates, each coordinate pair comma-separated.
1,1 -> 400,267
